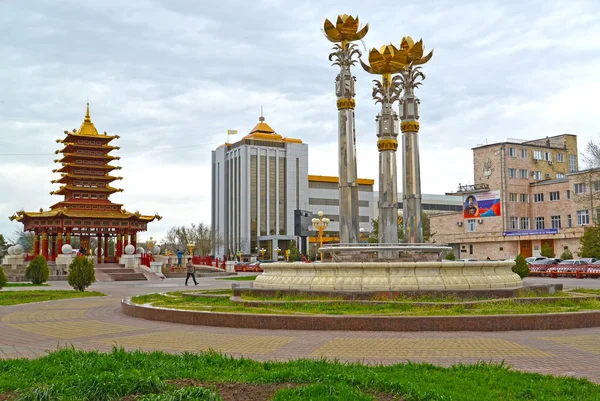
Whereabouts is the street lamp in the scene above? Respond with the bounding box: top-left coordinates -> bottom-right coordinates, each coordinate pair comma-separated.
311,211 -> 330,261
259,248 -> 266,260
275,247 -> 281,261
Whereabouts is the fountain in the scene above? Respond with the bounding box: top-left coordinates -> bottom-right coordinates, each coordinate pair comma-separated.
254,14 -> 521,292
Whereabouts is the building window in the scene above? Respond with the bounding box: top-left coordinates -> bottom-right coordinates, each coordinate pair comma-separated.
551,215 -> 561,229
509,193 -> 517,202
73,193 -> 80,198
534,150 -> 543,160
508,168 -> 517,178
469,244 -> 473,255
556,153 -> 564,162
549,191 -> 560,201
521,149 -> 528,158
532,171 -> 542,180
574,183 -> 586,194
544,152 -> 551,161
533,193 -> 544,203
569,155 -> 577,172
594,181 -> 600,192
519,194 -> 529,203
467,219 -> 476,232
567,214 -> 572,228
577,210 -> 590,226
510,217 -> 519,230
520,217 -> 530,230
567,190 -> 571,199
519,169 -> 528,179
82,194 -> 89,199
535,217 -> 545,230
508,147 -> 517,157
556,173 -> 565,179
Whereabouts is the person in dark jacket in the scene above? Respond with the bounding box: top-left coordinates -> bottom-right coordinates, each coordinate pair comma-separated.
185,258 -> 198,286
177,249 -> 184,267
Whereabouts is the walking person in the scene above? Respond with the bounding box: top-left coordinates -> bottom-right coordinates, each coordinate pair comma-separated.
185,257 -> 198,286
176,249 -> 183,267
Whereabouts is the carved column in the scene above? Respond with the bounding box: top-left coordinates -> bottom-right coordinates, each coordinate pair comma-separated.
51,234 -> 57,261
116,231 -> 122,259
97,232 -> 102,263
65,230 -> 71,245
33,231 -> 40,257
124,233 -> 129,249
103,234 -> 109,263
41,231 -> 49,260
131,232 -> 137,249
57,233 -> 63,256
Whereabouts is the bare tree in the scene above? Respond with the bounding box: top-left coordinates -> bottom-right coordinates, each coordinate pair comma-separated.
163,222 -> 220,256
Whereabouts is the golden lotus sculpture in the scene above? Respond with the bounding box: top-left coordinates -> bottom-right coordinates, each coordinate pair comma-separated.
400,36 -> 433,66
324,14 -> 368,47
360,44 -> 407,77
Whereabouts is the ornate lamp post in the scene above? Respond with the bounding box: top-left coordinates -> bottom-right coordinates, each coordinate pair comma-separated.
323,15 -> 368,245
236,250 -> 242,262
275,247 -> 281,261
259,248 -> 266,261
187,242 -> 195,258
311,211 -> 330,261
397,37 -> 433,243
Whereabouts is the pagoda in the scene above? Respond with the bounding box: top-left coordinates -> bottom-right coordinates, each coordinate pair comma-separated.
10,104 -> 161,262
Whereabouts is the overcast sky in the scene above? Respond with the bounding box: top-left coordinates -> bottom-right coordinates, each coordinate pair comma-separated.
1,0 -> 599,243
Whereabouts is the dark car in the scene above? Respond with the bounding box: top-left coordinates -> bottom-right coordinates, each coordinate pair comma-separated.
528,258 -> 561,276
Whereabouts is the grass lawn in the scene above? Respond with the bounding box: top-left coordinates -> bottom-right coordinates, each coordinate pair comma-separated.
0,347 -> 597,401
131,291 -> 600,316
4,283 -> 49,287
0,290 -> 105,306
571,288 -> 600,296
216,275 -> 258,281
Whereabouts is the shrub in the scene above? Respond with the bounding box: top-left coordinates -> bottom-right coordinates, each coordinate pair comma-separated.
512,253 -> 529,278
560,249 -> 574,260
25,255 -> 50,284
444,251 -> 456,260
0,266 -> 7,290
540,242 -> 555,258
68,256 -> 96,292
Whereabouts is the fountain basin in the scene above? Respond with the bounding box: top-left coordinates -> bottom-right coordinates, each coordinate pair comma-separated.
254,260 -> 522,291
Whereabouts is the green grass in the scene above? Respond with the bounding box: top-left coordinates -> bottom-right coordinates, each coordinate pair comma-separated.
571,288 -> 600,296
4,282 -> 49,287
0,290 -> 105,306
216,275 -> 258,281
131,292 -> 600,316
0,347 -> 598,400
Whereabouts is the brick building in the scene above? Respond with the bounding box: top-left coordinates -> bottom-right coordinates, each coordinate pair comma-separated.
430,134 -> 599,259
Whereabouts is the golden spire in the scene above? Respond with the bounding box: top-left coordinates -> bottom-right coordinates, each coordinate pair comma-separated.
84,102 -> 91,122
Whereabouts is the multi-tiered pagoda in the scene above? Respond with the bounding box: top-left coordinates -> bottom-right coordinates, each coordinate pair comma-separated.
10,104 -> 161,262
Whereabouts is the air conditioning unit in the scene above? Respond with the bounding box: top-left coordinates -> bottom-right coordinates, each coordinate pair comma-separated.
533,159 -> 538,163
545,173 -> 551,179
456,221 -> 463,227
530,171 -> 536,176
548,161 -> 553,165
477,219 -> 484,224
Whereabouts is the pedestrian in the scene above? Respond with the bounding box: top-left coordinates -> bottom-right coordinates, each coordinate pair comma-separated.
177,249 -> 183,267
185,257 -> 198,286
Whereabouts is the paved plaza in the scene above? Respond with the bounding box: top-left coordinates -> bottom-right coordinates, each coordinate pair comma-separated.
0,276 -> 599,383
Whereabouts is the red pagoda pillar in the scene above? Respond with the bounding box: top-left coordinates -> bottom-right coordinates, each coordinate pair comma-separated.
51,234 -> 57,261
116,232 -> 122,259
97,232 -> 102,263
57,233 -> 63,256
41,231 -> 49,260
124,233 -> 129,249
65,230 -> 71,245
103,234 -> 109,263
33,231 -> 40,257
131,232 -> 137,249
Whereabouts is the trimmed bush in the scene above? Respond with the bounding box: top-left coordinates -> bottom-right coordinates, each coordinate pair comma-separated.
512,253 -> 529,278
444,251 -> 456,260
25,255 -> 50,284
68,256 -> 96,292
0,266 -> 7,290
540,243 -> 555,258
560,249 -> 574,260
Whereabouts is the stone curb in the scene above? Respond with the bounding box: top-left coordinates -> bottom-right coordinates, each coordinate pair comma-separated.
121,297 -> 600,332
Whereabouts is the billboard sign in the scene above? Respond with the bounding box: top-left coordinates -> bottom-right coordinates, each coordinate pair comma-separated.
463,190 -> 501,218
503,228 -> 558,237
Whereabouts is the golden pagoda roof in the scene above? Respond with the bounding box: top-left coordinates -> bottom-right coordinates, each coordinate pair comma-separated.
52,174 -> 122,184
241,115 -> 302,144
51,185 -> 123,195
54,163 -> 121,172
57,153 -> 119,163
57,143 -> 119,154
56,104 -> 119,141
9,208 -> 161,222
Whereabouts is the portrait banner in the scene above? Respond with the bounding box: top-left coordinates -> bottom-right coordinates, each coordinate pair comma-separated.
463,190 -> 501,218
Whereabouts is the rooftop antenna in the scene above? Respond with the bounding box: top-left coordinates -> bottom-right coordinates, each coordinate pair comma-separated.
259,105 -> 265,122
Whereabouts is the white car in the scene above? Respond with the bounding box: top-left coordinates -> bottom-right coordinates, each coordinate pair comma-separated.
456,258 -> 479,262
525,256 -> 547,264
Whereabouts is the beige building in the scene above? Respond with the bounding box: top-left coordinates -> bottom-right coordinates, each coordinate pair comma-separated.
430,134 -> 599,259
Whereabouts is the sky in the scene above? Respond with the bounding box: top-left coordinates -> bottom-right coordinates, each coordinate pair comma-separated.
1,0 -> 599,243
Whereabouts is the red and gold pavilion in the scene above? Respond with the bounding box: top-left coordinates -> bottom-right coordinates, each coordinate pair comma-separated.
9,104 -> 161,262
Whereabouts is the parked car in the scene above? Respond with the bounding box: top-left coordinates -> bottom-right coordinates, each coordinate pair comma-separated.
579,258 -> 598,264
525,256 -> 547,264
456,258 -> 479,262
535,258 -> 562,265
528,258 -> 562,276
547,259 -> 588,273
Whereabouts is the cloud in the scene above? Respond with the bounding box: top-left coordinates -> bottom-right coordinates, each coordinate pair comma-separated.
1,0 -> 600,240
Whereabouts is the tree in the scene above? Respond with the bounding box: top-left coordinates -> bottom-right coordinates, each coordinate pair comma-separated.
68,256 -> 96,291
444,251 -> 456,260
25,255 -> 50,284
11,228 -> 34,254
512,253 -> 529,278
164,222 -> 221,256
540,242 -> 555,258
0,234 -> 7,259
560,249 -> 574,260
579,226 -> 600,258
0,266 -> 7,290
288,241 -> 301,262
369,212 -> 433,243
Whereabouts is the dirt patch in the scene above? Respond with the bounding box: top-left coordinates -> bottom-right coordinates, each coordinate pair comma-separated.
0,392 -> 16,401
